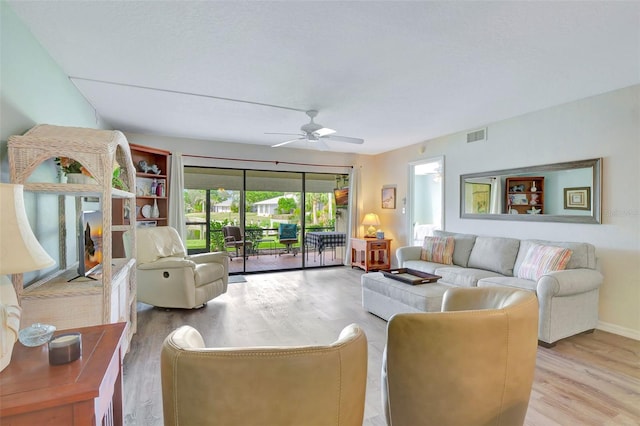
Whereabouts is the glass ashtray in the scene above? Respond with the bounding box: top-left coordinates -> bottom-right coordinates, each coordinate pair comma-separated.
18,323 -> 56,347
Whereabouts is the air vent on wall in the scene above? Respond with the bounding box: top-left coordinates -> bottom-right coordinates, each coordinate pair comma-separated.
467,128 -> 487,143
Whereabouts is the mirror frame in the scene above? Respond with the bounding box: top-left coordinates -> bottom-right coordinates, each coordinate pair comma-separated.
460,158 -> 601,224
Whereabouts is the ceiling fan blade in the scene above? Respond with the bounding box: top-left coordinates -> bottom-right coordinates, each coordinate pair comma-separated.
271,138 -> 304,148
313,127 -> 336,137
265,132 -> 304,136
323,135 -> 364,144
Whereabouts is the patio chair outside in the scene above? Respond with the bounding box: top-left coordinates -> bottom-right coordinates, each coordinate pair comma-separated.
278,223 -> 298,256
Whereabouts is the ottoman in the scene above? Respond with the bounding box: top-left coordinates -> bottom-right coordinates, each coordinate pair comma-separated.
361,272 -> 451,320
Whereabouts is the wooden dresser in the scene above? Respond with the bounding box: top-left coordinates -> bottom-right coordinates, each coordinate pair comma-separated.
0,322 -> 126,426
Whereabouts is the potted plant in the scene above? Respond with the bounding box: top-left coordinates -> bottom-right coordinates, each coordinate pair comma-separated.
55,157 -> 93,184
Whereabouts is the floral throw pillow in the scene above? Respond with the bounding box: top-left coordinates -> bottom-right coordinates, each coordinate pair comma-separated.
517,243 -> 573,281
420,236 -> 455,265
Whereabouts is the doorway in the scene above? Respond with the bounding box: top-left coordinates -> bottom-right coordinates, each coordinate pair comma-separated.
408,156 -> 444,246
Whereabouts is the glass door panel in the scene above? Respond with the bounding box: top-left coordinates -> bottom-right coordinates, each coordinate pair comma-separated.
184,167 -> 249,273
245,170 -> 303,272
304,173 -> 347,268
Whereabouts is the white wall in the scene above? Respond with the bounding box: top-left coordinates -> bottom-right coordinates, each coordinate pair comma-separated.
359,85 -> 640,340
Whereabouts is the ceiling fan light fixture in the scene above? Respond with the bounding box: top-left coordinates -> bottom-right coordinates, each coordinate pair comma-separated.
314,127 -> 336,137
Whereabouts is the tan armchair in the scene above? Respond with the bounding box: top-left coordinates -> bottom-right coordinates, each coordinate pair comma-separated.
161,323 -> 368,426
382,287 -> 539,426
124,226 -> 228,309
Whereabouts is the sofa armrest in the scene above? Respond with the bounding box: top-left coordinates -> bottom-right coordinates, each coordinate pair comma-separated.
138,258 -> 196,270
537,268 -> 603,298
188,251 -> 229,265
396,246 -> 422,266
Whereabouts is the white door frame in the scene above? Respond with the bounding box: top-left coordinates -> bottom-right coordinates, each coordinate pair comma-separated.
407,156 -> 444,246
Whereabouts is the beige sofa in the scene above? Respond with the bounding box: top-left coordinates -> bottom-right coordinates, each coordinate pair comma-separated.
365,230 -> 603,346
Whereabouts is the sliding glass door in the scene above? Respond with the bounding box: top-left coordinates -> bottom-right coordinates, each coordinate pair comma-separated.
184,166 -> 348,274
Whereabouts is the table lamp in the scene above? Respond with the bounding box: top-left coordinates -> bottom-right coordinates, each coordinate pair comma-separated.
0,183 -> 56,372
362,213 -> 381,238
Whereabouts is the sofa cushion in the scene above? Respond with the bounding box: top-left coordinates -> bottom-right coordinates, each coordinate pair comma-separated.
420,236 -> 454,264
516,243 -> 573,281
433,230 -> 477,267
514,239 -> 596,273
467,236 -> 520,276
402,260 -> 445,274
477,276 -> 538,292
434,266 -> 505,288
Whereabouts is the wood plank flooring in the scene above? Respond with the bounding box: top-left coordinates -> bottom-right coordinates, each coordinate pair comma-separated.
123,267 -> 640,425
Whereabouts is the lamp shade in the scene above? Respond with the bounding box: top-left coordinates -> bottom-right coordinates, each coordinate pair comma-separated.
362,213 -> 381,238
361,213 -> 380,227
0,184 -> 55,275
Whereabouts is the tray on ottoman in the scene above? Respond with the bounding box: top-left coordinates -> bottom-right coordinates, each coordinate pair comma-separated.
381,268 -> 441,285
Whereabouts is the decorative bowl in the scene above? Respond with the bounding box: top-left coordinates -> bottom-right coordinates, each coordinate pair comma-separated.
18,323 -> 56,347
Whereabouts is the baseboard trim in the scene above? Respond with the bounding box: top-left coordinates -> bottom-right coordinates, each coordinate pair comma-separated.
597,321 -> 640,341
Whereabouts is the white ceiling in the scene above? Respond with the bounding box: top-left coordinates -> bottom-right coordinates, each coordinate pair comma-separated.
9,1 -> 640,155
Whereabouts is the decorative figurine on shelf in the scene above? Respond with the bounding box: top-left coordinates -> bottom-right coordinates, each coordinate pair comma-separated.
531,182 -> 538,192
530,194 -> 540,205
138,161 -> 161,175
509,184 -> 525,192
138,160 -> 150,172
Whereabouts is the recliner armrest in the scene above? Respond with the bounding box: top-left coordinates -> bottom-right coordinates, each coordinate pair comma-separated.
138,258 -> 196,270
188,251 -> 229,265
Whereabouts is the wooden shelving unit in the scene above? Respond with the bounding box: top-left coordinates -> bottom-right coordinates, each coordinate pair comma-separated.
129,143 -> 171,227
8,124 -> 138,351
505,176 -> 544,215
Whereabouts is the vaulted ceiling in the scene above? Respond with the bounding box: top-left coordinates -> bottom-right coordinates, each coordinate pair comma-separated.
9,1 -> 640,155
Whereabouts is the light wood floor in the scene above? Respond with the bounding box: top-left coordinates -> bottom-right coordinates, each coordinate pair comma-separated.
123,267 -> 640,425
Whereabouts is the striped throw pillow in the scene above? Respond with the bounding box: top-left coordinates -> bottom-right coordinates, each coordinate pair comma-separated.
420,236 -> 455,265
517,243 -> 573,281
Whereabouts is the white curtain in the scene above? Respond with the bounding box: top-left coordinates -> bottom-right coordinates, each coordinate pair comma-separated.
169,152 -> 187,242
344,166 -> 360,265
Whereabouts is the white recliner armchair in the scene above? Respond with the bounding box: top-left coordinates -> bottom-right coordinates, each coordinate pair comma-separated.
124,226 -> 229,309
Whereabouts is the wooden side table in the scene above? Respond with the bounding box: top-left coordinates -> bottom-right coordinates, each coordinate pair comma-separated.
351,238 -> 392,272
0,322 -> 126,426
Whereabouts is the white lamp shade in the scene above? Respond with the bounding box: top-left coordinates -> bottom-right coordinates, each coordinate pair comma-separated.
361,213 -> 380,227
0,184 -> 56,275
361,213 -> 381,238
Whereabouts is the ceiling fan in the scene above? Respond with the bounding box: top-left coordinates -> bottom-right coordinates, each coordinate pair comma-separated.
267,110 -> 364,150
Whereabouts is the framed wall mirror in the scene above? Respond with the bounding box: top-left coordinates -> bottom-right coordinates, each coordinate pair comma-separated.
460,158 -> 601,224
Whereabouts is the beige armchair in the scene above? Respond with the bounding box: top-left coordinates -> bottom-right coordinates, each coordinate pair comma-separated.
382,287 -> 539,426
124,226 -> 228,309
161,323 -> 368,426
